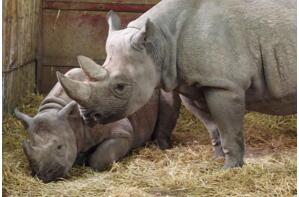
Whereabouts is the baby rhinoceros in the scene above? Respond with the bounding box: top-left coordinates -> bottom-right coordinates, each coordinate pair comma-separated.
15,68 -> 181,183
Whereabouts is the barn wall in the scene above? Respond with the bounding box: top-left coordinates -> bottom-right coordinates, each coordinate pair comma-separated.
3,0 -> 42,113
38,0 -> 160,93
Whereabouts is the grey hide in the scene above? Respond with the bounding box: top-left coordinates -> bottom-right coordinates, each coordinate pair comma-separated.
57,0 -> 296,169
15,68 -> 181,182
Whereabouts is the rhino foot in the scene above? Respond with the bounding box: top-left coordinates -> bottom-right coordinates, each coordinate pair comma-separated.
157,139 -> 172,150
223,156 -> 244,169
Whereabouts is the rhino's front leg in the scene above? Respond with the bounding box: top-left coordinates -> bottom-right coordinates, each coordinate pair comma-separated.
87,137 -> 132,171
180,95 -> 224,158
152,90 -> 181,150
204,88 -> 245,168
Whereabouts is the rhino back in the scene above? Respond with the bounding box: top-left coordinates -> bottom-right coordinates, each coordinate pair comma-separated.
135,0 -> 296,114
186,0 -> 295,115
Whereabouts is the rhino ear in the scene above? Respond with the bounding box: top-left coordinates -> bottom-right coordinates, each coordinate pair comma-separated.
58,101 -> 77,118
130,19 -> 156,51
107,10 -> 121,33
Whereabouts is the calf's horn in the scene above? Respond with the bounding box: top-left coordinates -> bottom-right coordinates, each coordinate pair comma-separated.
56,72 -> 91,106
77,55 -> 108,81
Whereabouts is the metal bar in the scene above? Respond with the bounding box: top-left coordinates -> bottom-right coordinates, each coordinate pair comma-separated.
3,59 -> 36,74
43,1 -> 155,12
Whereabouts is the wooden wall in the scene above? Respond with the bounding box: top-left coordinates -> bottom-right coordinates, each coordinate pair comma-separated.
3,0 -> 42,113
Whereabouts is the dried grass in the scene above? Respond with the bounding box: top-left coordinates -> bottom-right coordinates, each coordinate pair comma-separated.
3,94 -> 297,196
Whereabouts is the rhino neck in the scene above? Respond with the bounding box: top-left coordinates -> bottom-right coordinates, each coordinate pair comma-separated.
63,107 -> 109,154
127,0 -> 191,91
77,123 -> 113,153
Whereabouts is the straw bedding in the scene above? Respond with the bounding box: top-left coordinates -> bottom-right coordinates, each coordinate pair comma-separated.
3,94 -> 296,196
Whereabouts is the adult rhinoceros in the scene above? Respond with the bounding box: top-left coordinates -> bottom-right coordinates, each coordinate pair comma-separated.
57,0 -> 296,169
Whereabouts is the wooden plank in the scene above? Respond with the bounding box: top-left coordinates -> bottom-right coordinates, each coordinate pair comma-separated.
45,0 -> 160,5
3,0 -> 41,113
42,10 -> 140,67
36,0 -> 44,92
3,62 -> 36,113
43,1 -> 156,12
3,0 -> 18,70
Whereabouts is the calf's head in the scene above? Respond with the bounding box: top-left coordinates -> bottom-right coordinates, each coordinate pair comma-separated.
57,11 -> 169,124
14,101 -> 78,182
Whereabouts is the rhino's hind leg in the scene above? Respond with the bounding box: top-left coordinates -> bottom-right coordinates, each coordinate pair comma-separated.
87,138 -> 131,171
180,95 -> 224,158
152,91 -> 181,150
204,88 -> 245,168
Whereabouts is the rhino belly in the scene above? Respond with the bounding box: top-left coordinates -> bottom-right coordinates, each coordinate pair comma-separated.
246,93 -> 296,115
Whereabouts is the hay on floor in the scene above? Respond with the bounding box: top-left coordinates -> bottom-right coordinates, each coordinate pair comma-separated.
3,94 -> 296,196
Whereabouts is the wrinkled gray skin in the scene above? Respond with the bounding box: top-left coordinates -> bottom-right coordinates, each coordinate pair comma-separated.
15,68 -> 181,182
58,0 -> 296,168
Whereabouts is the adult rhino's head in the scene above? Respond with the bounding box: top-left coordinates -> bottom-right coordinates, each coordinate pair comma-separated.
57,11 -> 177,124
14,101 -> 78,182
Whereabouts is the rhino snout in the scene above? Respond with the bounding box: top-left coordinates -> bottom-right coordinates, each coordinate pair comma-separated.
36,164 -> 66,183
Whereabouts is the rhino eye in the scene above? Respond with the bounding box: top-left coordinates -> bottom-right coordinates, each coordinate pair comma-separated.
114,83 -> 126,94
110,82 -> 130,98
57,145 -> 63,150
115,84 -> 125,91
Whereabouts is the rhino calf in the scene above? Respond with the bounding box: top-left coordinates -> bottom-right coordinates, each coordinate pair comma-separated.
15,68 -> 181,182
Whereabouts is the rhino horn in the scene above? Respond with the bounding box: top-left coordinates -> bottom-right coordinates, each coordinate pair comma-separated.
56,71 -> 91,105
58,101 -> 77,118
14,108 -> 33,130
107,10 -> 121,33
77,55 -> 108,81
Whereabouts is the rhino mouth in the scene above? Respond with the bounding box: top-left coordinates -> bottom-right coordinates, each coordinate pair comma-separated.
36,165 -> 66,183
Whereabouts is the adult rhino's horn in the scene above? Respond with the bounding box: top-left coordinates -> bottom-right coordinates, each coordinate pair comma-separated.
56,71 -> 91,106
77,55 -> 108,81
14,108 -> 33,130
